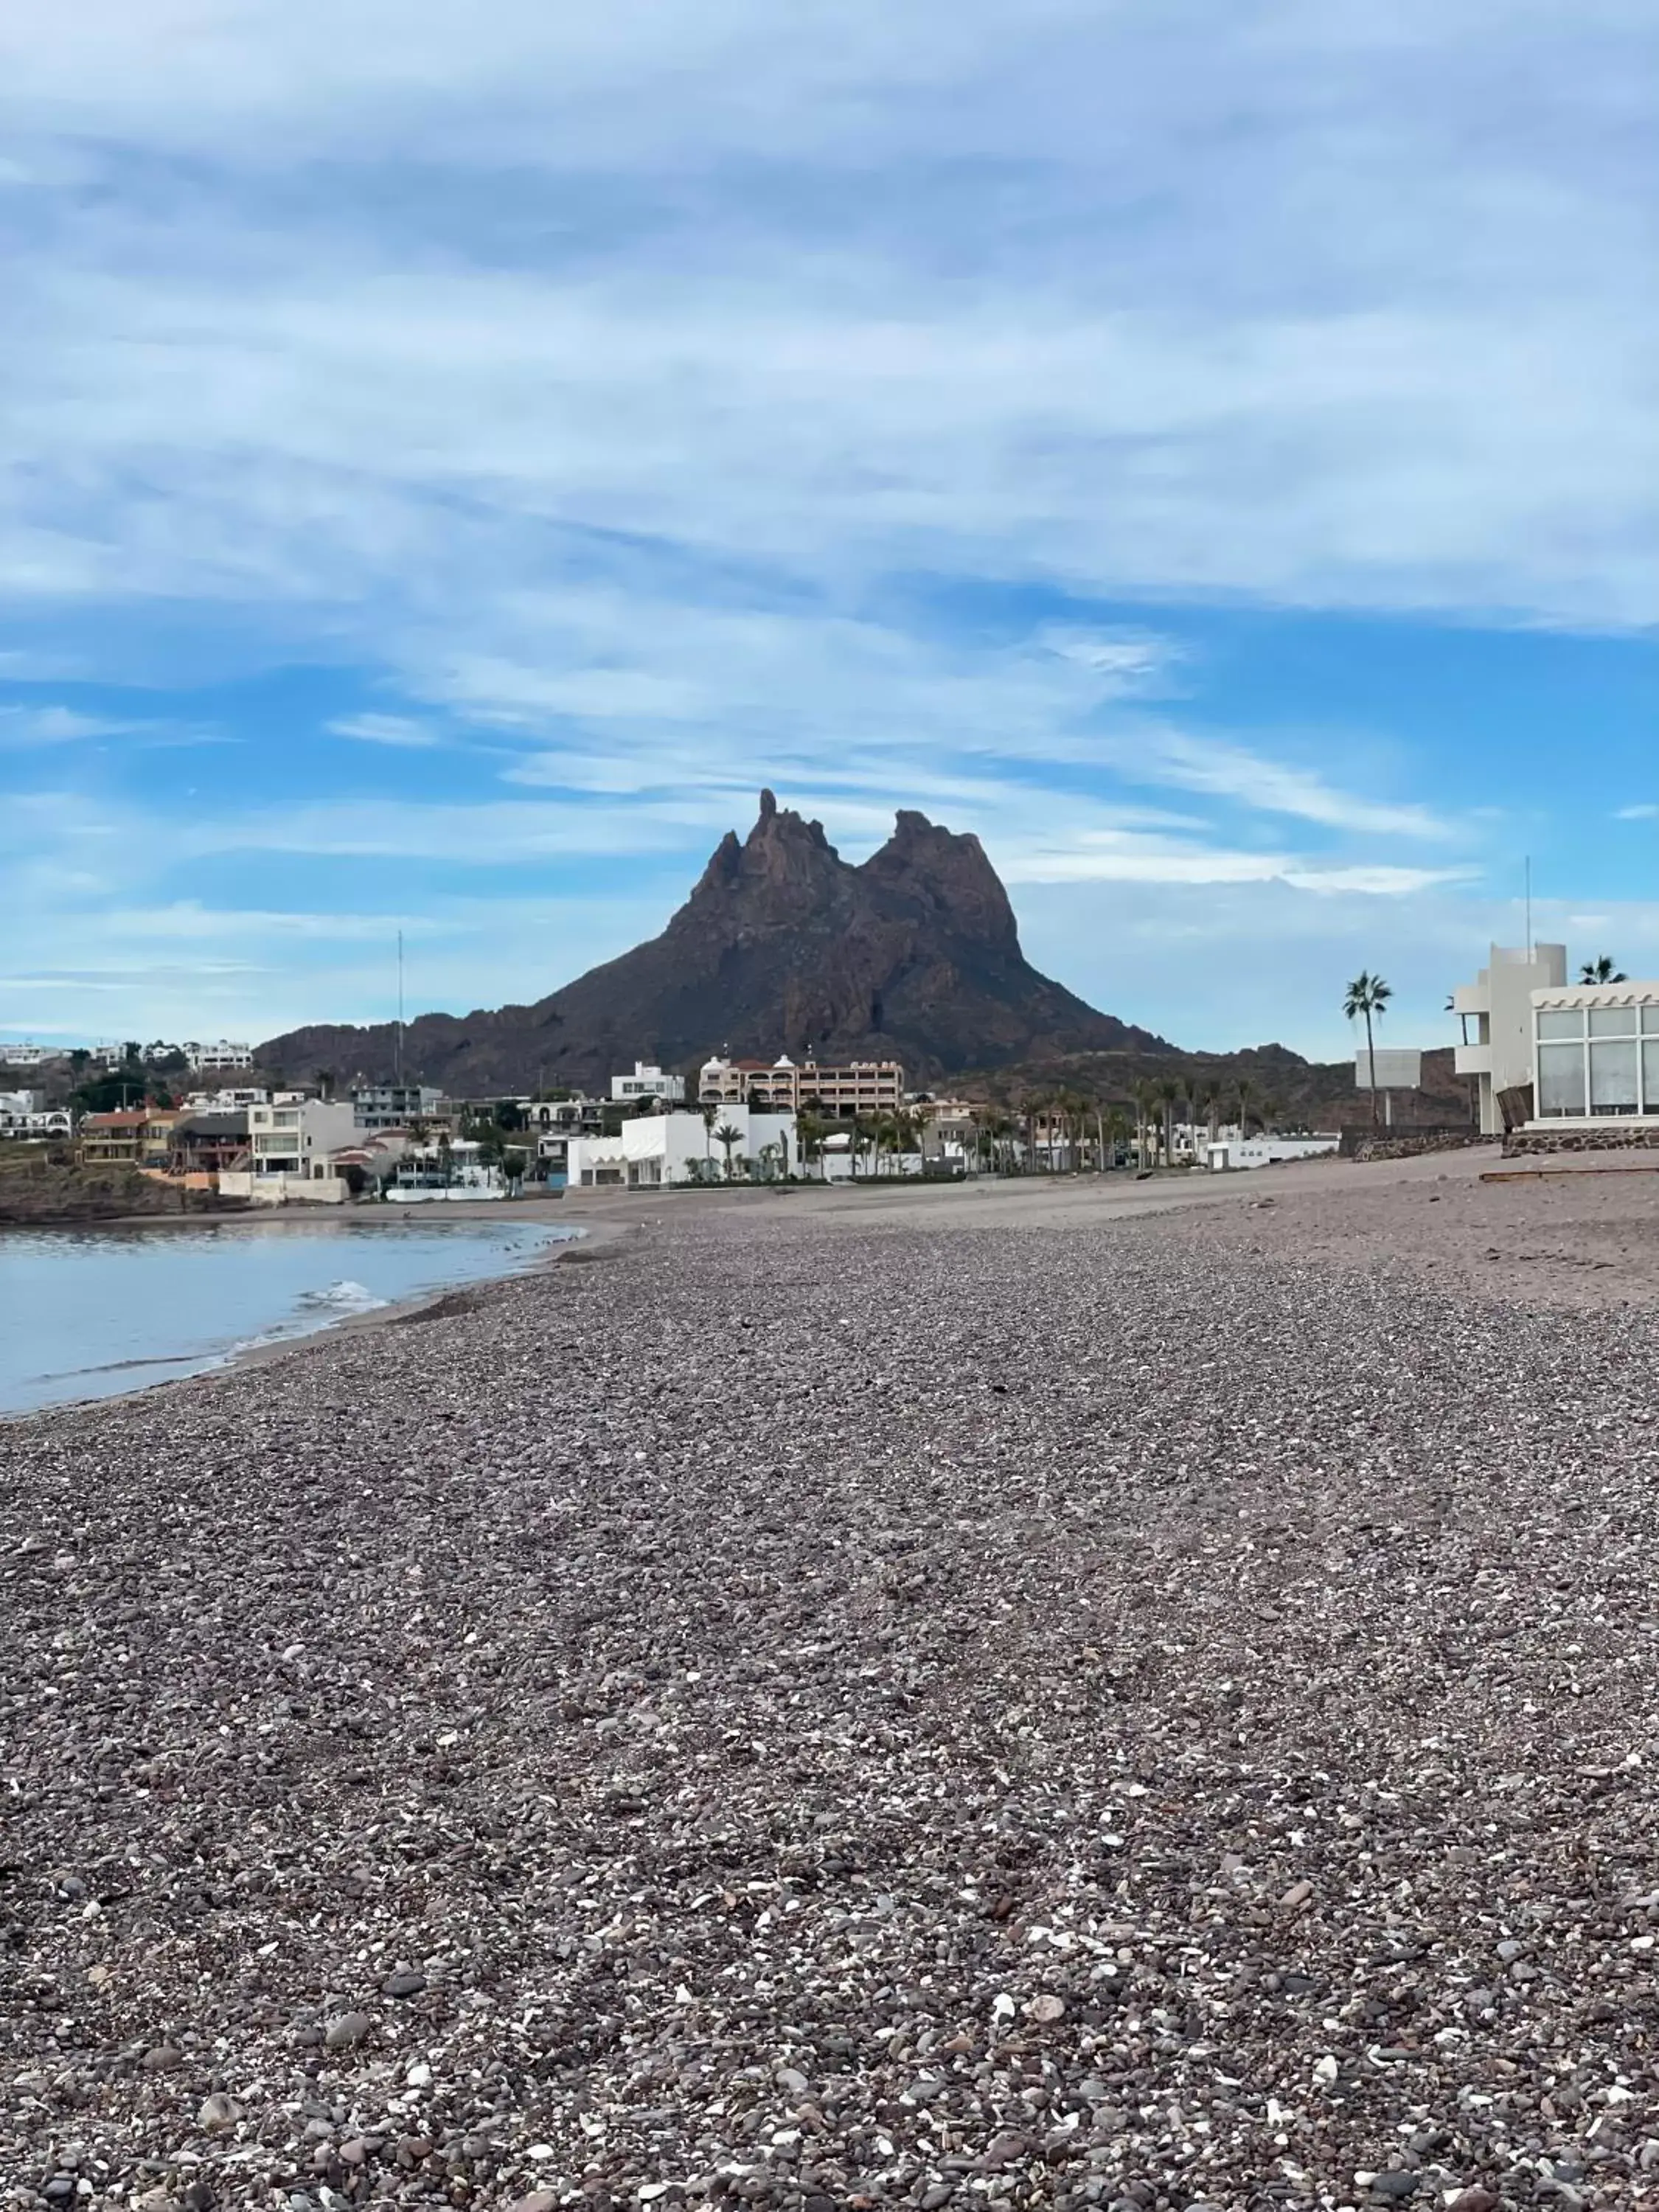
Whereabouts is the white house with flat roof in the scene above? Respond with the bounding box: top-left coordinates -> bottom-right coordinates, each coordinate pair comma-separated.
1451,942 -> 1568,1133
567,1105 -> 796,1189
611,1061 -> 686,1106
219,1097 -> 359,1202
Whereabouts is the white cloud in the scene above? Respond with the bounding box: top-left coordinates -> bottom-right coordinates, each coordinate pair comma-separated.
1,4 -> 1655,631
1615,803 -> 1659,821
1112,728 -> 1451,840
999,827 -> 1467,895
0,0 -> 1649,1040
326,712 -> 440,748
1038,628 -> 1187,695
0,703 -> 128,745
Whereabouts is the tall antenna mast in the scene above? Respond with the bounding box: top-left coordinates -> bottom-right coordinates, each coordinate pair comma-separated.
1524,856 -> 1532,959
396,929 -> 405,1084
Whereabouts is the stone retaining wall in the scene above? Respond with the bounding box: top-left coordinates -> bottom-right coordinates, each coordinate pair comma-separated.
1351,1131 -> 1488,1164
1504,1124 -> 1659,1158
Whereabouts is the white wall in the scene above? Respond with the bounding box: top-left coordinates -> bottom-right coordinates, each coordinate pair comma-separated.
568,1107 -> 796,1187
1207,1136 -> 1340,1172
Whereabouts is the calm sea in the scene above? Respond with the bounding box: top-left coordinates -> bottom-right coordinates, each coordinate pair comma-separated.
0,1215 -> 573,1417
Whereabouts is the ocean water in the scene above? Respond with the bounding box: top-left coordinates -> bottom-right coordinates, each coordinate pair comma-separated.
0,1216 -> 574,1417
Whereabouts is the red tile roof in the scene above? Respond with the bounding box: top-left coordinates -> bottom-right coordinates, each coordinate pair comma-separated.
83,1110 -> 151,1129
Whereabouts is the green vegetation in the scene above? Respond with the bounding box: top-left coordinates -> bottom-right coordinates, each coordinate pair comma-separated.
1342,970 -> 1394,1125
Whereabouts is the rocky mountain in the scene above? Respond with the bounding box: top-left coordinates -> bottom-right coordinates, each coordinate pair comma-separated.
260,790 -> 1172,1094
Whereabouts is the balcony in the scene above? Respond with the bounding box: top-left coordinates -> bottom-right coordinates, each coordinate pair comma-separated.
1454,1043 -> 1492,1077
1451,984 -> 1489,1018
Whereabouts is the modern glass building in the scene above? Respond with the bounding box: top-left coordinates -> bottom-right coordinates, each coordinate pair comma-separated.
1532,987 -> 1659,1121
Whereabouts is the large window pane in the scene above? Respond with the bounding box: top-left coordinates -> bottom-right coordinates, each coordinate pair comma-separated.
1538,1043 -> 1586,1116
1643,1006 -> 1659,1036
1537,1009 -> 1585,1040
1590,1007 -> 1638,1038
1590,1038 -> 1639,1112
1645,1040 -> 1659,1110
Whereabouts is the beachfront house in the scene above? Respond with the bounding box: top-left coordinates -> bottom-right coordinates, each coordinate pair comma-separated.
1451,942 -> 1568,1134
167,1110 -> 251,1180
566,1105 -> 797,1189
77,1109 -> 153,1166
216,1097 -> 360,1201
1451,944 -> 1659,1137
1529,979 -> 1659,1129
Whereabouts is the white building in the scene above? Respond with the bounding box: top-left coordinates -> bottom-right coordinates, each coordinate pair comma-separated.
1451,942 -> 1568,1135
567,1105 -> 796,1189
220,1097 -> 359,1201
185,1040 -> 256,1073
611,1061 -> 686,1106
1206,1135 -> 1340,1172
0,1043 -> 49,1068
1530,981 -> 1659,1125
386,1138 -> 505,1201
0,1091 -> 72,1141
183,1086 -> 271,1111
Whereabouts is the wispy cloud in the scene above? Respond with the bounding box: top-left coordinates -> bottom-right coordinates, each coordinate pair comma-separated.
1001,827 -> 1468,895
326,712 -> 441,748
1110,728 -> 1451,840
1615,803 -> 1659,821
0,704 -> 130,745
1039,627 -> 1188,695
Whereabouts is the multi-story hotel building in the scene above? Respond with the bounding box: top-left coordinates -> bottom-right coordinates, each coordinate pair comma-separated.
698,1054 -> 905,1117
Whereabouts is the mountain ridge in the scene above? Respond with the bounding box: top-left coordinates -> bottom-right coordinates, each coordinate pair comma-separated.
260,790 -> 1172,1093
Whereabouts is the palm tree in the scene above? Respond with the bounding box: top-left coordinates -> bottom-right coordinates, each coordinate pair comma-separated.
890,1106 -> 920,1172
1156,1076 -> 1181,1169
1579,956 -> 1627,983
713,1121 -> 743,1180
1061,1090 -> 1089,1172
1102,1104 -> 1130,1169
1201,1078 -> 1222,1150
1133,1079 -> 1157,1169
797,1108 -> 827,1179
1343,970 -> 1394,1126
700,1099 -> 719,1180
975,1107 -> 1013,1175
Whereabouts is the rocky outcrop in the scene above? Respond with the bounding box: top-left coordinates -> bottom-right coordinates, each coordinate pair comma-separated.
0,1158 -> 246,1225
262,792 -> 1170,1094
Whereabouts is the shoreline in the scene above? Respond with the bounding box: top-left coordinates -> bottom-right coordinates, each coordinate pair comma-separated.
0,1212 -> 616,1427
24,1139 -> 1659,1430
0,1190 -> 578,1234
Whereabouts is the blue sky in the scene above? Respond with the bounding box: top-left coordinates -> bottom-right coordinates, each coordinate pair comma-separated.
3,1 -> 1656,1062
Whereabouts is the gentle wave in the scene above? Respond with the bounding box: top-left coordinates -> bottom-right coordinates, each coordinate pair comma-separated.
293,1279 -> 389,1315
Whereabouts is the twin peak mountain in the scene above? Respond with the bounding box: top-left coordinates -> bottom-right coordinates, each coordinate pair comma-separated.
261,791 -> 1171,1093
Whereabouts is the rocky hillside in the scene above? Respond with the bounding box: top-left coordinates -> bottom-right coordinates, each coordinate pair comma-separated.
262,792 -> 1172,1093
962,1041 -> 1474,1133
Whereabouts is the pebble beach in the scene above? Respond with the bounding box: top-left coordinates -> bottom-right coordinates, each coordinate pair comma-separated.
6,1155 -> 1659,2212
